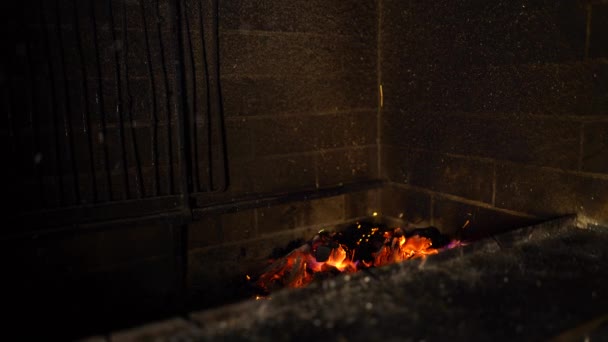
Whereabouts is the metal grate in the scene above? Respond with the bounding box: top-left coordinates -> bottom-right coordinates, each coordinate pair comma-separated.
3,0 -> 226,230
179,0 -> 228,194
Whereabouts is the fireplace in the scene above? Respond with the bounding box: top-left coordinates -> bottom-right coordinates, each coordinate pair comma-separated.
109,216 -> 608,341
2,0 -> 607,340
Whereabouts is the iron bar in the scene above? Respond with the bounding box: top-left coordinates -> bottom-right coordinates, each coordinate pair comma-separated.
183,0 -> 201,193
209,0 -> 229,193
73,0 -> 99,202
174,0 -> 192,215
156,0 -> 175,195
54,0 -> 81,204
197,0 -> 212,192
121,0 -> 145,198
40,0 -> 65,206
90,0 -> 113,201
140,0 -> 160,197
108,0 -> 131,200
23,17 -> 45,208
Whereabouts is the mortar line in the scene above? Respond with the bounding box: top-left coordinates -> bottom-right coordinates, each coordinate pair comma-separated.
384,144 -> 608,180
391,182 -> 540,219
378,107 -> 608,123
220,71 -> 375,80
220,28 -> 354,40
224,108 -> 377,121
188,217 -> 369,254
254,144 -> 377,161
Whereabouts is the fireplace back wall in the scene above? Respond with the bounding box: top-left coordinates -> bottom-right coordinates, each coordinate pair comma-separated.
379,0 -> 608,239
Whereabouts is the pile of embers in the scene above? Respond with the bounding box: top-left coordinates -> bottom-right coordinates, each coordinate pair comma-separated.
250,222 -> 459,295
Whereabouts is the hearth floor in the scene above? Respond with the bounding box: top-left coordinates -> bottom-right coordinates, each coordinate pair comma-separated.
99,216 -> 608,341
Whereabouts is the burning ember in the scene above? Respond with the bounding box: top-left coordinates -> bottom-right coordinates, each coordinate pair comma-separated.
250,222 -> 457,295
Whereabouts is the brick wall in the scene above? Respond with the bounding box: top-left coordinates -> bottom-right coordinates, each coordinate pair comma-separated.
197,0 -> 379,204
380,0 -> 608,239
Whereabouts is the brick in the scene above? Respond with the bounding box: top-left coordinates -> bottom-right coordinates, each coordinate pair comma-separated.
256,202 -> 303,234
382,61 -> 608,117
383,112 -> 580,170
224,118 -> 254,160
432,197 -> 540,240
316,111 -> 377,150
220,33 -> 375,77
466,62 -> 608,116
380,185 -> 432,228
188,209 -> 257,249
381,63 -> 467,114
188,215 -> 222,249
227,111 -> 376,158
220,0 -> 376,38
221,74 -> 376,117
380,0 -> 595,117
583,122 -> 608,173
252,154 -> 317,193
257,195 -> 345,235
220,209 -> 257,243
251,116 -> 317,156
345,189 -> 380,219
317,146 -> 377,187
495,163 -> 608,224
384,146 -> 494,204
224,158 -> 257,194
382,0 -> 586,67
589,4 -> 608,58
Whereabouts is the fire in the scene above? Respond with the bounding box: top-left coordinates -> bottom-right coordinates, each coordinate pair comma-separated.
373,234 -> 438,266
250,223 -> 454,296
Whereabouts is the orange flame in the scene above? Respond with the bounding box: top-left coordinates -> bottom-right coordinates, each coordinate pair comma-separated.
254,227 -> 445,294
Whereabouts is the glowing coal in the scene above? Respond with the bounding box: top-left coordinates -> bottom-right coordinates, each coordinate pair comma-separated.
249,222 -> 458,295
